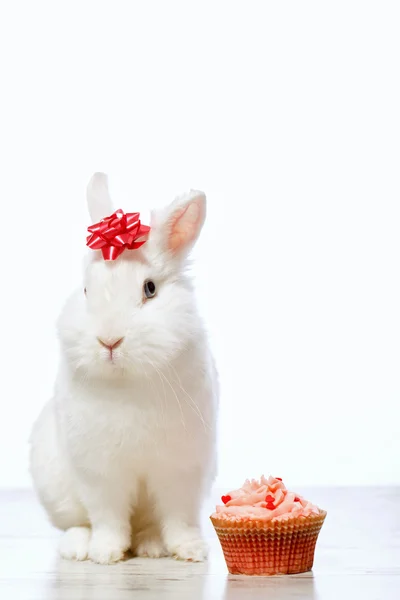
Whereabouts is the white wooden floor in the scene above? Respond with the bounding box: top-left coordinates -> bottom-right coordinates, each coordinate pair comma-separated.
0,487 -> 398,599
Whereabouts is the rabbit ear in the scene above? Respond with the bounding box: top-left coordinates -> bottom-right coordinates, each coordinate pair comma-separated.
86,172 -> 113,223
151,190 -> 206,257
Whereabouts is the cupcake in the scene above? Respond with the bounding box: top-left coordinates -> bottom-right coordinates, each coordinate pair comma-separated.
210,475 -> 326,576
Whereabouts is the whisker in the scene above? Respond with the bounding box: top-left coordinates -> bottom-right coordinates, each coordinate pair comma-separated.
144,354 -> 187,431
165,361 -> 210,433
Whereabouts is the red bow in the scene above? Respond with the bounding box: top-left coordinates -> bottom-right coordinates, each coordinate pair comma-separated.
86,209 -> 151,261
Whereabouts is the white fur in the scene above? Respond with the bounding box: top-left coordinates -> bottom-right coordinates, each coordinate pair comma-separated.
30,173 -> 218,564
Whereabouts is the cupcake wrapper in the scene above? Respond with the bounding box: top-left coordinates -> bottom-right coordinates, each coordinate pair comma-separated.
211,510 -> 326,576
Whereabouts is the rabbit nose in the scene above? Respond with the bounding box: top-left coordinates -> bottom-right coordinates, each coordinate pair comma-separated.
97,337 -> 124,350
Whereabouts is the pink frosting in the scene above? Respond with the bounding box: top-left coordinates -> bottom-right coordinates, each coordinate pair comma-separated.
213,475 -> 320,522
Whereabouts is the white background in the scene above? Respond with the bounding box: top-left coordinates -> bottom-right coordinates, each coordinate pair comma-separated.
0,1 -> 399,489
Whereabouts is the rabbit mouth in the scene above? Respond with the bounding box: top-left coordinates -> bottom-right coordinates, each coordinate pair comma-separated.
96,355 -> 126,377
105,354 -> 121,365
98,351 -> 123,369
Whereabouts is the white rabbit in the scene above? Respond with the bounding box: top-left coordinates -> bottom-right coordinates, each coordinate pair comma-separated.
29,173 -> 218,564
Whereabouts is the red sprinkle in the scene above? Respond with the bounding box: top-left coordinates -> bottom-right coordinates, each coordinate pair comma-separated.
275,477 -> 283,481
294,497 -> 301,502
265,495 -> 275,503
221,495 -> 231,505
266,502 -> 276,510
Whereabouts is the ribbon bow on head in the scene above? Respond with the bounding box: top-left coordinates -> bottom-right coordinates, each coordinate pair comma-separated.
86,209 -> 151,261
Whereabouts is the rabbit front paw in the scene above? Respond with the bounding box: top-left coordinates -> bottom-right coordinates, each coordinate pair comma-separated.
89,528 -> 130,564
59,526 -> 91,561
134,526 -> 167,558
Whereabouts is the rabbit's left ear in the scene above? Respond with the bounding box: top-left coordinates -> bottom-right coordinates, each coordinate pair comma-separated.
86,172 -> 114,223
151,190 -> 206,257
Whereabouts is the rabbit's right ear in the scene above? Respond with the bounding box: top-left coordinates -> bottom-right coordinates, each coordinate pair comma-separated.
86,172 -> 113,223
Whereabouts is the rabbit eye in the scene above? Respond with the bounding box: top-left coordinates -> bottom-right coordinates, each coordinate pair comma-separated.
144,280 -> 156,299
84,287 -> 87,296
